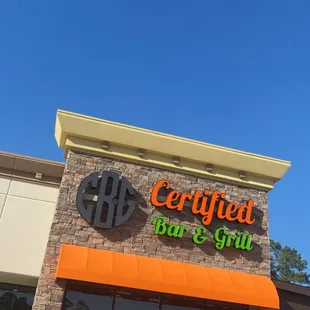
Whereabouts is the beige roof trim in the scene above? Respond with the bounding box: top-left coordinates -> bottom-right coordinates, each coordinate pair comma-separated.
0,150 -> 64,185
55,109 -> 291,190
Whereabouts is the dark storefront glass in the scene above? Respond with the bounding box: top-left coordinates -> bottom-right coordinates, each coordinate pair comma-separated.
161,295 -> 204,310
114,289 -> 159,310
114,298 -> 158,310
64,282 -> 248,310
0,283 -> 35,310
64,291 -> 113,310
162,306 -> 202,310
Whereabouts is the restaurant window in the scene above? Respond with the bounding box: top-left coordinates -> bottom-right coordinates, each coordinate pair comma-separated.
64,282 -> 249,310
64,285 -> 114,310
0,283 -> 35,310
162,306 -> 201,310
161,295 -> 204,310
114,289 -> 159,310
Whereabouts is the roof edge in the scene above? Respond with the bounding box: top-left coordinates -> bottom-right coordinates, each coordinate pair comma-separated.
273,279 -> 310,297
0,150 -> 64,183
55,109 -> 291,190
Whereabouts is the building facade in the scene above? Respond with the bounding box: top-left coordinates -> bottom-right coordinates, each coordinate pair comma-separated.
1,109 -> 308,310
274,280 -> 310,310
0,151 -> 63,308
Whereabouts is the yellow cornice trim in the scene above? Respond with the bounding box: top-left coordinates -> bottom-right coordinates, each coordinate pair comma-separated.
55,109 -> 291,190
65,136 -> 274,190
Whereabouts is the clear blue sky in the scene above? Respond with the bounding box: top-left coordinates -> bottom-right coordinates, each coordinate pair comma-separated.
1,1 -> 309,269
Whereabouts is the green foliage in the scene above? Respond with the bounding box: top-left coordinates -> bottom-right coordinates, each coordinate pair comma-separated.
271,240 -> 310,286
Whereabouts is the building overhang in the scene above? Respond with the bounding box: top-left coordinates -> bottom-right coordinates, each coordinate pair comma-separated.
55,109 -> 291,191
0,150 -> 64,185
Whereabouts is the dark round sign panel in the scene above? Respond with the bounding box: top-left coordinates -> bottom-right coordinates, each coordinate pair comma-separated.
76,171 -> 135,229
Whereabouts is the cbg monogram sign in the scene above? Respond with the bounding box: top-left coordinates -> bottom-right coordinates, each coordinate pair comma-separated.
76,171 -> 135,229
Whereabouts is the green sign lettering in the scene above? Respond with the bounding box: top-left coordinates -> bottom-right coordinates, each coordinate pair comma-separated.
152,216 -> 167,235
151,216 -> 253,251
152,216 -> 189,239
214,227 -> 253,251
214,227 -> 228,250
193,226 -> 208,244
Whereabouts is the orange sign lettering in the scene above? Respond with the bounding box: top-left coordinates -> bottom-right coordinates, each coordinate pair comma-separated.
151,179 -> 255,226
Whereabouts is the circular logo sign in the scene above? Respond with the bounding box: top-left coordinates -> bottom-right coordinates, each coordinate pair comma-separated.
76,171 -> 135,229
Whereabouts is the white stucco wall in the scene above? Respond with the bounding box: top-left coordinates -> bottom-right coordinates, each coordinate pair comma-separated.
0,176 -> 58,286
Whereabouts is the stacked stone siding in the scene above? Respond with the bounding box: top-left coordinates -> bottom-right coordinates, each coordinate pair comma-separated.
32,150 -> 271,310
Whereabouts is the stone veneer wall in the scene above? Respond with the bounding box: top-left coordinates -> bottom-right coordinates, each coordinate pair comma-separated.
32,151 -> 271,310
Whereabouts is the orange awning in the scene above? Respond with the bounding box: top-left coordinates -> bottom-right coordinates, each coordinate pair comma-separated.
56,244 -> 279,309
